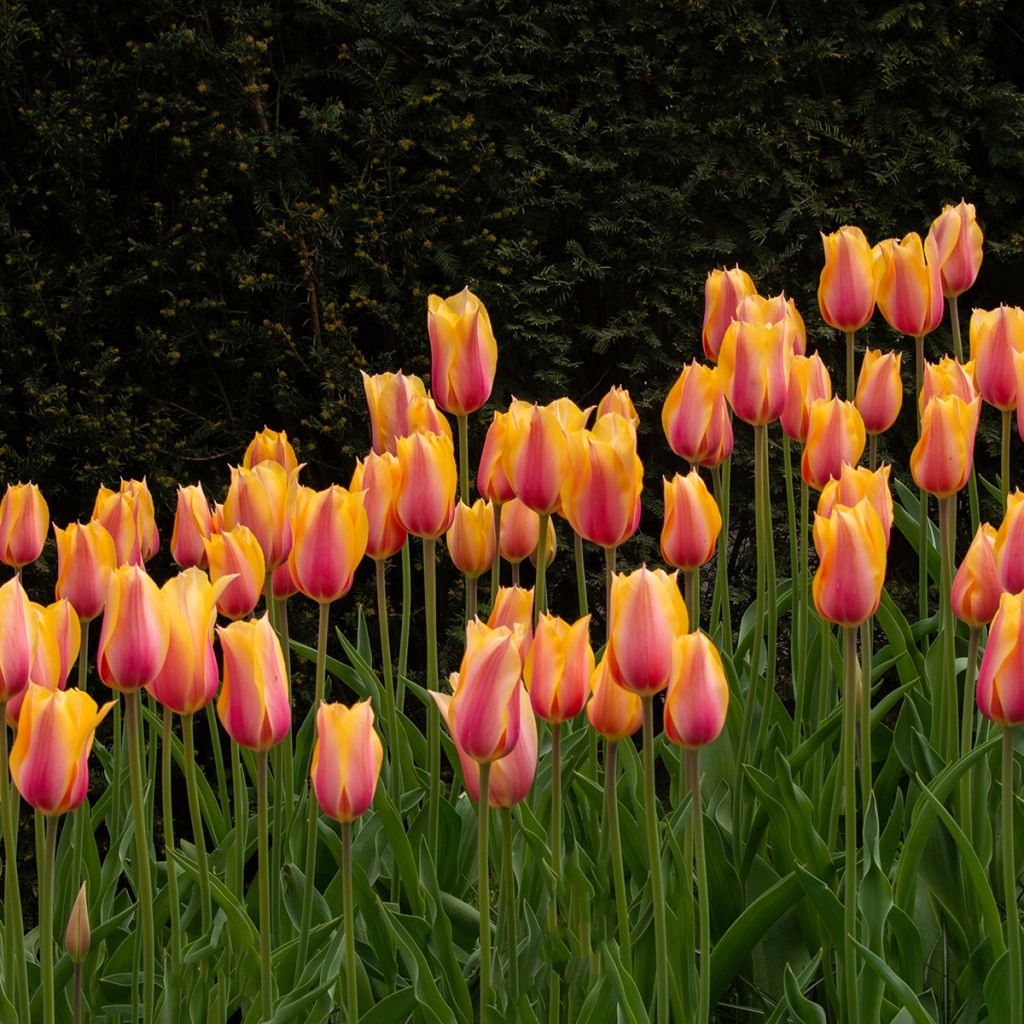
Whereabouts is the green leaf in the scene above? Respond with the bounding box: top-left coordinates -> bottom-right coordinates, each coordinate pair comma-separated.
853,938 -> 936,1024
783,962 -> 826,1023
601,943 -> 651,1024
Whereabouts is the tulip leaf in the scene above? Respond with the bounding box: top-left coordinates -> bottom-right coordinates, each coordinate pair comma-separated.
358,989 -> 421,1024
783,962 -> 827,1023
601,943 -> 651,1024
853,938 -> 936,1024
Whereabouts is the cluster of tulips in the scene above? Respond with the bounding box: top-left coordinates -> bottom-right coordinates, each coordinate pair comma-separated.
2,196 -> 1024,1022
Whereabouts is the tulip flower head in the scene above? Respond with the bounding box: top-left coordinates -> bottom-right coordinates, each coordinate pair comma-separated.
447,500 -> 496,578
954,523 -> 1001,627
270,559 -> 299,601
928,199 -> 984,298
736,291 -> 807,356
351,451 -> 407,561
478,410 -> 517,505
586,655 -> 643,741
818,463 -> 894,548
65,883 -> 91,964
93,479 -> 160,567
703,266 -> 757,361
812,498 -> 887,626
395,429 -> 458,539
311,699 -> 384,822
288,484 -> 368,604
662,361 -> 734,468
171,483 -> 214,569
970,305 -> 1024,412
0,576 -> 38,704
204,524 -> 266,620
661,471 -> 722,571
818,226 -> 876,333
801,397 -> 867,491
502,400 -> 570,515
911,395 -> 981,497
977,591 -> 1024,726
487,585 -> 535,660
920,356 -> 977,412
9,599 -> 80,727
664,631 -> 729,748
873,232 -> 944,338
781,353 -> 832,444
596,386 -> 640,428
498,498 -> 550,565
855,349 -> 903,435
361,370 -> 427,455
0,482 -> 48,569
217,614 -> 291,750
243,426 -> 299,473
995,490 -> 1024,595
717,318 -> 793,426
97,566 -> 171,692
524,613 -> 594,724
54,520 -> 117,622
222,461 -> 295,570
427,287 -> 498,415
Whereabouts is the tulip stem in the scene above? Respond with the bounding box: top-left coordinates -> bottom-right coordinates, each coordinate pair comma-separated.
1,710 -> 29,1019
125,690 -> 155,1023
548,723 -> 562,1024
478,761 -> 492,1024
231,737 -> 247,900
916,334 -> 929,624
782,435 -> 798,617
256,750 -> 273,1021
604,545 -> 616,644
860,618 -> 874,802
574,531 -> 588,618
939,496 -> 958,763
511,561 -> 520,588
375,559 -> 403,799
182,714 -> 212,935
603,740 -> 630,968
1004,727 -> 1023,1024
457,413 -> 470,504
73,963 -> 82,1024
490,505 -> 503,612
297,600 -> 331,979
793,478 -> 810,746
684,568 -> 698,633
424,538 -> 441,854
949,294 -> 964,363
710,462 -> 733,656
38,812 -> 57,1024
641,697 -> 668,1023
161,708 -> 182,973
960,627 -> 981,846
755,424 -> 778,768
398,537 -> 411,708
868,434 -> 878,472
500,807 -> 520,1008
845,331 -> 856,400
205,702 -> 229,838
535,513 -> 550,627
341,820 -> 357,1023
842,626 -> 860,1024
687,750 -> 710,1024
77,618 -> 90,690
1003,410 -> 1012,510
467,574 -> 477,623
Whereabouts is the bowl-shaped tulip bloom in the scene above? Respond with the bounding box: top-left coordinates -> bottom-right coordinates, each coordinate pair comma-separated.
8,599 -> 80,727
970,305 -> 1024,412
288,485 -> 368,604
928,199 -> 983,298
911,395 -> 981,497
11,684 -> 114,814
995,491 -> 1024,594
781,353 -> 832,444
662,361 -> 734,468
311,699 -> 383,822
244,426 -> 299,473
395,430 -> 458,539
736,291 -> 807,356
222,461 -> 295,570
596,386 -> 639,428
351,451 -> 407,561
217,614 -> 291,750
607,566 -> 689,696
801,398 -> 866,491
661,471 -> 722,571
664,631 -> 729,748
873,232 -> 944,338
978,591 -> 1024,726
488,586 -> 534,660
447,500 -> 496,578
477,411 -> 517,505
524,613 -> 594,724
812,498 -> 887,626
361,370 -> 428,455
954,523 -> 1001,628
502,401 -> 570,515
204,525 -> 266,619
93,479 -> 160,566
498,499 -> 553,566
171,483 -> 214,569
0,576 -> 38,703
818,226 -> 876,332
703,265 -> 757,361
428,287 -> 498,416
586,655 -> 643,741
0,482 -> 49,569
920,356 -> 977,412
717,318 -> 793,426
855,350 -> 903,435
818,463 -> 894,548
54,520 -> 117,623
97,566 -> 171,692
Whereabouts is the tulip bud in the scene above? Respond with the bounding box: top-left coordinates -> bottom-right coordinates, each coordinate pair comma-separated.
703,266 -> 757,361
995,491 -> 1024,594
222,461 -> 295,569
0,483 -> 49,569
661,471 -> 722,571
812,499 -> 887,626
911,395 -> 981,497
586,655 -> 643,741
717,319 -> 792,426
487,586 -> 534,660
0,577 -> 38,703
607,566 -> 689,696
801,398 -> 867,491
204,525 -> 266,620
502,401 -> 570,515
928,199 -> 983,298
817,226 -> 877,333
54,520 -> 117,623
97,566 -> 171,692
499,498 -> 547,565
65,883 -> 91,964
311,699 -> 384,822
664,632 -> 729,748
171,484 -> 214,569
288,485 -> 368,604
217,614 -> 291,750
873,232 -> 944,338
243,426 -> 299,473
954,523 -> 1000,628
524,613 -> 594,724
977,591 -> 1024,726
920,356 -> 977,412
781,353 -> 832,444
818,463 -> 894,548
596,386 -> 640,428
447,500 -> 496,578
854,349 -> 903,435
395,430 -> 457,539
10,684 -> 114,815
478,411 -> 517,505
350,451 -> 406,561
361,370 -> 427,455
970,305 -> 1024,412
662,361 -> 734,468
427,287 -> 498,415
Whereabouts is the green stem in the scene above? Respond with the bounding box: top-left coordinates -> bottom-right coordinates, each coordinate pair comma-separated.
756,425 -> 778,765
72,619 -> 90,920
1003,409 -> 1012,510
783,435 -> 798,610
689,750 -> 710,1024
398,537 -> 411,705
230,730 -> 246,900
39,812 -> 57,1024
125,690 -> 155,1022
375,558 -> 403,800
869,433 -> 877,472
161,708 -> 181,972
1,708 -> 29,1019
784,433 -> 800,728
548,724 -> 562,1024
205,702 -> 229,836
501,808 -> 520,1009
73,964 -> 81,1024
642,697 -> 668,1023
457,413 -> 470,504
257,751 -> 272,1021
478,761 -> 492,1024
969,467 -> 981,538
490,504 -> 503,613
342,821 -> 357,1023
605,740 -> 631,968
511,561 -> 520,588
684,568 -> 699,633
574,531 -> 588,618
860,619 -> 874,802
296,600 -> 331,978
845,330 -> 856,401
916,334 -> 928,623
793,478 -> 810,746
535,513 -> 550,626
466,573 -> 477,624
711,461 -> 733,656
112,701 -> 122,839
182,715 -> 212,934
604,545 -> 616,644
424,538 -> 441,853
960,627 -> 981,850
939,496 -> 957,763
1005,727 -> 1022,1023
949,294 -> 963,362
842,626 -> 860,1024
77,619 -> 90,690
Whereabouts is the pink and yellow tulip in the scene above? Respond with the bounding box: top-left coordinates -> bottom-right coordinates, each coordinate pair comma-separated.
427,287 -> 498,416
873,232 -> 944,338
0,483 -> 48,569
311,699 -> 384,822
953,523 -> 1001,628
96,566 -> 170,692
801,398 -> 866,491
703,266 -> 757,361
288,485 -> 368,604
781,353 -> 832,444
222,461 -> 295,569
351,451 -> 407,561
586,655 -> 643,741
662,360 -> 734,468
243,426 -> 299,473
812,498 -> 887,626
523,613 -> 594,724
928,199 -> 984,298
204,525 -> 266,620
717,318 -> 792,426
0,577 -> 38,703
501,401 -> 569,515
170,484 -> 214,569
664,631 -> 729,748
911,395 -> 981,497
447,500 -> 496,578
970,305 -> 1024,412
977,591 -> 1024,727
395,430 -> 458,539
54,520 -> 117,623
818,226 -> 876,332
661,471 -> 722,571
855,350 -> 903,435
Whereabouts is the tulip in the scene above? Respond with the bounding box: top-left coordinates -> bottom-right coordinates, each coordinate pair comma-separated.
717,318 -> 792,426
148,569 -> 228,716
596,386 -> 639,428
216,614 -> 291,750
222,461 -> 294,569
488,586 -> 535,660
911,395 -> 981,497
395,430 -> 458,539
448,500 -> 496,578
873,232 -> 944,339
1014,351 -> 1024,444
561,413 -> 644,549
65,883 -> 90,964
801,398 -> 866,491
524,613 -> 594,724
244,426 -> 299,473
171,483 -> 213,569
607,566 -> 689,696
954,523 -> 1001,627
996,491 -> 1024,594
978,592 -> 1024,727
818,463 -> 894,548
8,600 -> 79,727
499,499 -> 549,567
270,559 -> 299,601
586,655 -> 643,741
702,266 -> 757,361
920,356 -> 977,410
664,631 -> 728,749
661,471 -> 722,571
818,226 -> 876,333
427,287 -> 498,416
204,525 -> 266,620
502,400 -> 569,515
736,291 -> 807,356
928,199 -> 984,298
311,699 -> 384,822
350,451 -> 407,561
361,370 -> 427,455
288,485 -> 368,604
970,305 -> 1024,412
407,393 -> 455,442
10,684 -> 114,814
96,566 -> 170,692
548,397 -> 594,433
0,577 -> 38,703
0,483 -> 48,569
93,479 -> 160,566
54,520 -> 117,623
662,360 -> 734,468
781,353 -> 832,444
855,350 -> 903,436
478,411 -> 517,504
812,498 -> 887,626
